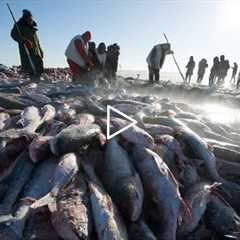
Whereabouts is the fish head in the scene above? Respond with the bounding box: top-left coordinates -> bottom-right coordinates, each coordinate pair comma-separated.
41,104 -> 56,122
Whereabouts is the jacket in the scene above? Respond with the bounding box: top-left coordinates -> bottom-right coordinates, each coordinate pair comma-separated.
65,35 -> 89,67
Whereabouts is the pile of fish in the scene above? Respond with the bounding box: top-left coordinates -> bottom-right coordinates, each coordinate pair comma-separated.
0,76 -> 240,240
0,65 -> 71,84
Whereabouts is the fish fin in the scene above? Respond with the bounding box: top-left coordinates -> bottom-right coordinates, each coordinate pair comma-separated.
30,193 -> 54,209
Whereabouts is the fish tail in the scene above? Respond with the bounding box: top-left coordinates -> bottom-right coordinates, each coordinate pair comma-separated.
30,193 -> 54,209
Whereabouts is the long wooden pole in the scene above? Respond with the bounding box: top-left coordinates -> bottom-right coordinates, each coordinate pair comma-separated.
7,3 -> 37,76
163,33 -> 185,82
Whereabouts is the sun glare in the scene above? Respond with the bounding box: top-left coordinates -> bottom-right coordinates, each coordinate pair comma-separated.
220,0 -> 240,29
202,104 -> 240,124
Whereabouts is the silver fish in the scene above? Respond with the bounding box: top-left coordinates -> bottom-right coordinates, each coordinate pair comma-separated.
31,153 -> 79,209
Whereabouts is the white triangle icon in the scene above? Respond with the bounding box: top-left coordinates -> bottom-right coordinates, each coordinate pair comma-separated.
107,105 -> 138,140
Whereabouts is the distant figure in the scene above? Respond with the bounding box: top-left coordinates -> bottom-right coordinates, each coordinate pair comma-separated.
105,43 -> 120,82
65,31 -> 93,83
218,55 -> 230,84
209,56 -> 220,87
197,58 -> 208,84
230,62 -> 238,84
146,43 -> 172,84
185,56 -> 195,84
237,72 -> 240,89
11,9 -> 44,80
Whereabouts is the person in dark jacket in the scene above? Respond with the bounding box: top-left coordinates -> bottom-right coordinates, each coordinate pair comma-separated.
230,62 -> 238,84
237,72 -> 240,89
11,9 -> 44,79
209,56 -> 220,87
218,55 -> 230,84
197,59 -> 208,84
105,43 -> 120,83
112,43 -> 120,79
88,41 -> 99,66
185,56 -> 195,84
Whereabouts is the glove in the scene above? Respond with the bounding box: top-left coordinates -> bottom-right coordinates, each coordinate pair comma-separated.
24,40 -> 33,49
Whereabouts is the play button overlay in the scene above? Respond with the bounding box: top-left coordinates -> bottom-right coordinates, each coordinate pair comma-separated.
107,105 -> 137,140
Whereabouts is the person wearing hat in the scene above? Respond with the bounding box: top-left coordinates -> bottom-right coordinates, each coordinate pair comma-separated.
65,31 -> 93,83
146,43 -> 173,83
11,9 -> 44,79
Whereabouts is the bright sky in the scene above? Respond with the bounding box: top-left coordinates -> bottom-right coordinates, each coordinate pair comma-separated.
1,0 -> 240,72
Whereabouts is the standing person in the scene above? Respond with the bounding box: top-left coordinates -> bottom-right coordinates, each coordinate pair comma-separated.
88,41 -> 98,66
197,58 -> 208,84
209,56 -> 220,87
146,43 -> 172,84
96,42 -> 107,71
185,56 -> 195,84
96,42 -> 108,87
105,43 -> 120,83
65,31 -> 93,84
237,72 -> 240,89
112,43 -> 120,80
105,45 -> 114,81
218,55 -> 230,84
230,62 -> 238,84
10,9 -> 44,80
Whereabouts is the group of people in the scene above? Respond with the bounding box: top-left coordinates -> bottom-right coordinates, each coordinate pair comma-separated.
65,32 -> 120,85
10,9 -> 240,90
146,42 -> 239,89
184,55 -> 239,88
10,9 -> 120,85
